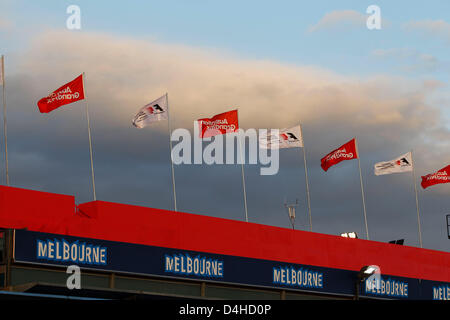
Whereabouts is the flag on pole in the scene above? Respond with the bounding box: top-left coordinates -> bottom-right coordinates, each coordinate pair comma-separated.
421,165 -> 450,189
321,138 -> 358,172
374,152 -> 413,176
260,124 -> 312,230
197,109 -> 247,221
259,125 -> 304,149
132,95 -> 168,128
37,74 -> 85,113
133,93 -> 177,210
197,109 -> 238,138
375,151 -> 422,246
37,73 -> 96,200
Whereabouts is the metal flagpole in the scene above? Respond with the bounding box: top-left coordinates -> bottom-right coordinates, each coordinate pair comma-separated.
355,137 -> 369,240
1,55 -> 9,186
239,140 -> 249,222
411,150 -> 423,248
82,73 -> 97,201
300,124 -> 312,231
237,109 -> 248,222
166,93 -> 178,211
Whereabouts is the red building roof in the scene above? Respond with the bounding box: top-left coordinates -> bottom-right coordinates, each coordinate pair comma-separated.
0,185 -> 448,282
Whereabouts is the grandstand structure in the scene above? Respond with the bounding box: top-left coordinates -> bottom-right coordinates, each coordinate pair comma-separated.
0,186 -> 448,300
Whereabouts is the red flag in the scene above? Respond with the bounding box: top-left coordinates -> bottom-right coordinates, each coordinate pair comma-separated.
37,74 -> 85,113
197,109 -> 239,138
321,138 -> 358,172
421,165 -> 450,189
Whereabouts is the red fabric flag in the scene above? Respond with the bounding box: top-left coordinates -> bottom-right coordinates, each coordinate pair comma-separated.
421,165 -> 450,189
37,74 -> 85,113
197,109 -> 239,138
321,138 -> 358,172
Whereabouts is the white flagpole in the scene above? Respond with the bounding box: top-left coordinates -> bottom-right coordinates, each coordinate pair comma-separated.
166,93 -> 178,211
411,150 -> 423,248
300,124 -> 312,231
355,137 -> 369,240
1,55 -> 9,186
237,109 -> 248,222
82,73 -> 97,201
240,146 -> 249,222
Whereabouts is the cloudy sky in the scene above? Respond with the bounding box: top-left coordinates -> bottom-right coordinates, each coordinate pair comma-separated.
1,0 -> 449,251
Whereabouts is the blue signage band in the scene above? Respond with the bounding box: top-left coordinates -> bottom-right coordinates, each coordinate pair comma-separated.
12,230 -> 450,300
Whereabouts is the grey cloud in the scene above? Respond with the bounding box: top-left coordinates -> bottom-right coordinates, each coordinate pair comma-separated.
2,30 -> 449,251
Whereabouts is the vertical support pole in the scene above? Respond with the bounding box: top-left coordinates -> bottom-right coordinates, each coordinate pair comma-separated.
237,109 -> 248,222
239,137 -> 249,222
300,124 -> 312,231
355,137 -> 369,240
5,229 -> 13,290
200,282 -> 206,297
82,73 -> 97,201
411,150 -> 423,248
166,93 -> 177,211
1,56 -> 9,186
109,273 -> 115,289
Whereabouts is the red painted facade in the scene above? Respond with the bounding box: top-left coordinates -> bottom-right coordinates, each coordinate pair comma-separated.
0,185 -> 448,283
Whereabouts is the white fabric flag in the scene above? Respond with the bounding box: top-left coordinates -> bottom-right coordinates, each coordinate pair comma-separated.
132,95 -> 168,128
259,125 -> 304,149
374,152 -> 413,176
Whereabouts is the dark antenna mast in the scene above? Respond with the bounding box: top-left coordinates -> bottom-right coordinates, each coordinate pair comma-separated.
284,198 -> 299,230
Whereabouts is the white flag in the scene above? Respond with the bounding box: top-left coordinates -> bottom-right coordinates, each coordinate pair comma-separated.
132,94 -> 168,128
259,125 -> 304,149
0,55 -> 4,86
374,152 -> 413,176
